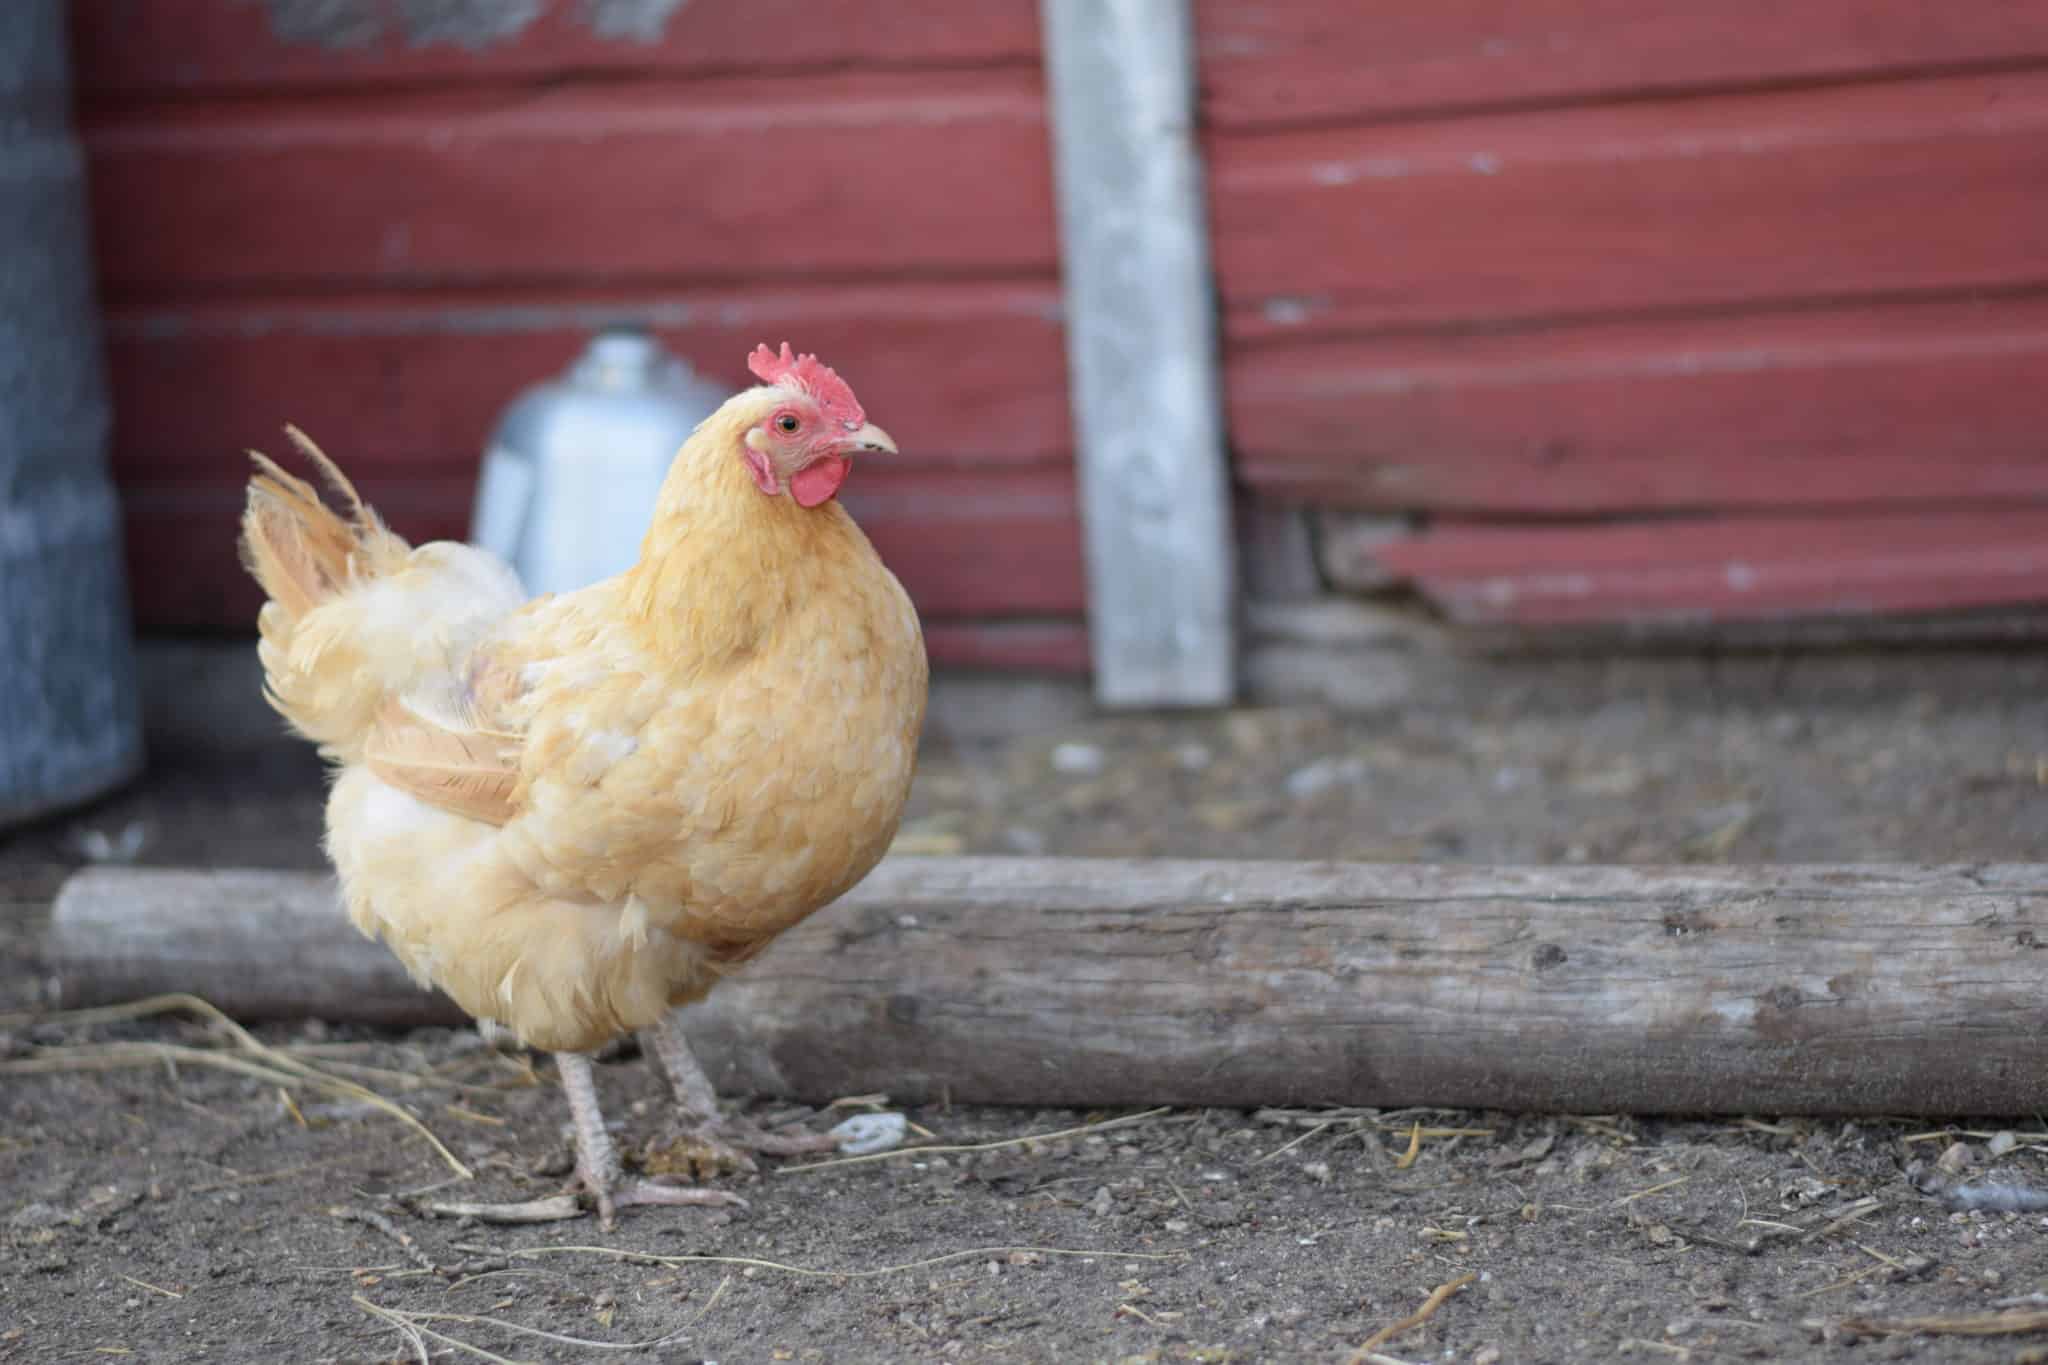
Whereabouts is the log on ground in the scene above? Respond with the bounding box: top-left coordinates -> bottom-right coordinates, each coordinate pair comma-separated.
42,859 -> 2048,1116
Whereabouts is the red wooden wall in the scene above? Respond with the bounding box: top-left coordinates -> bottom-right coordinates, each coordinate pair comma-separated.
71,1 -> 1088,672
77,1 -> 2048,651
1199,0 -> 2048,627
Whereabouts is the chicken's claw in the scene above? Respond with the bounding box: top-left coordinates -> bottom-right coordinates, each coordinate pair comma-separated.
570,1165 -> 746,1232
554,1049 -> 745,1230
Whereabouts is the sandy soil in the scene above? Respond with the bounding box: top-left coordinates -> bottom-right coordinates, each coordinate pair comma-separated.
6,669 -> 2048,1363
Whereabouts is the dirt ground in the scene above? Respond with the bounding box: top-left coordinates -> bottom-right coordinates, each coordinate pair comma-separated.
8,657 -> 2048,1363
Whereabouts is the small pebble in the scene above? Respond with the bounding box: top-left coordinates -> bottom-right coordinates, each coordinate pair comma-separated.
8,1204 -> 64,1231
1050,742 -> 1105,776
1284,756 -> 1367,800
828,1112 -> 907,1156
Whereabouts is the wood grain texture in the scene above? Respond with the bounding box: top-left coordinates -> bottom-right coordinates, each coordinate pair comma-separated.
920,621 -> 1091,674
82,72 -> 1055,292
1209,70 -> 2048,329
104,284 -> 1071,480
924,621 -> 1091,673
47,860 -> 2048,1115
1228,295 -> 2048,513
1195,0 -> 2048,129
122,463 -> 1083,631
1379,509 -> 2048,626
72,2 -> 1042,97
1041,0 -> 1236,705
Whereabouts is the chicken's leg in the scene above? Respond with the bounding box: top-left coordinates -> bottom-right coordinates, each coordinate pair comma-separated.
555,1050 -> 745,1229
640,1010 -> 841,1175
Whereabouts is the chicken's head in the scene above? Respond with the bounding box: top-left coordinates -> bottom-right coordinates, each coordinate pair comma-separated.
736,343 -> 896,508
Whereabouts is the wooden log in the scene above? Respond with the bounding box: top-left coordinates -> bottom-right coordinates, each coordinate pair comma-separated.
43,860 -> 2048,1116
46,868 -> 467,1031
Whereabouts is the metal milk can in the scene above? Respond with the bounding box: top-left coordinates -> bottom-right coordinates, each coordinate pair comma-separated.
0,1 -> 144,826
470,327 -> 726,595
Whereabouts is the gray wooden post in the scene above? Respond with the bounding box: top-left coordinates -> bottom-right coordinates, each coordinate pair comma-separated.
1040,0 -> 1236,706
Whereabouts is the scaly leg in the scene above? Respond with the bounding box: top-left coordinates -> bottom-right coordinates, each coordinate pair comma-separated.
640,1010 -> 841,1175
555,1050 -> 745,1229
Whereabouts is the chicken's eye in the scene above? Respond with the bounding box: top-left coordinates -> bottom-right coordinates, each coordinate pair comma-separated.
775,413 -> 801,435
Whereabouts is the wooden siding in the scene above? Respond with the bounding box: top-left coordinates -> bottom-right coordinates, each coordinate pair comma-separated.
1209,72 -> 2048,333
72,2 -> 1082,670
77,0 -> 2048,648
72,4 -> 1042,96
1228,296 -> 2048,515
84,74 -> 1055,292
1200,3 -> 2048,627
1196,0 -> 2048,130
1378,510 -> 2048,627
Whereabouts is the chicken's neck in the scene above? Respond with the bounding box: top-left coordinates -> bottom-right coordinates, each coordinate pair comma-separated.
624,416 -> 863,666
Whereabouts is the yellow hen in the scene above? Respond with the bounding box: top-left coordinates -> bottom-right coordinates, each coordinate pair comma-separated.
240,345 -> 926,1225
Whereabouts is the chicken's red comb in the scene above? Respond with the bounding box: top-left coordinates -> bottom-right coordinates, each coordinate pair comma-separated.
747,343 -> 865,427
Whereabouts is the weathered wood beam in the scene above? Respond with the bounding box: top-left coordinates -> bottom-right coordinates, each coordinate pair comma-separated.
42,860 -> 2048,1117
1040,0 -> 1236,705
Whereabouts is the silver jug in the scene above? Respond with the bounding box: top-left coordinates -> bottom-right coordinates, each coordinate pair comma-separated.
470,327 -> 726,595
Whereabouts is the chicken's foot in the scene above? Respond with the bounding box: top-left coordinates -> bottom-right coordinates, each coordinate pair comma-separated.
640,1010 -> 842,1177
555,1050 -> 745,1229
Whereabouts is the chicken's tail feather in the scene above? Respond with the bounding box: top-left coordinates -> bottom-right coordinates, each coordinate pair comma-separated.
239,427 -> 413,756
283,422 -> 373,527
240,427 -> 400,615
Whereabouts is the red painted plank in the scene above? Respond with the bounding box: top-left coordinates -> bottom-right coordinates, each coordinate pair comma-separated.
1196,0 -> 2048,129
1210,71 -> 2048,330
74,2 -> 1040,97
921,621 -> 1091,674
83,72 -> 1055,293
104,283 -> 1070,482
121,463 -> 1083,631
1228,295 -> 2048,514
1379,509 -> 2048,626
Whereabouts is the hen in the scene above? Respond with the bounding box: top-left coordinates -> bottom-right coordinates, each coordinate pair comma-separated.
239,344 -> 926,1224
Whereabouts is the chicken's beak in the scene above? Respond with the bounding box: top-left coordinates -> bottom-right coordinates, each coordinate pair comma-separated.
844,422 -> 897,456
